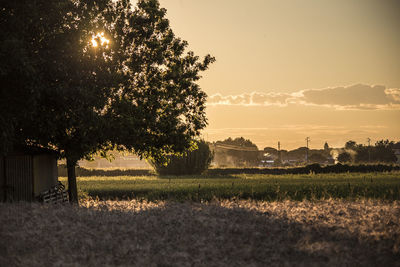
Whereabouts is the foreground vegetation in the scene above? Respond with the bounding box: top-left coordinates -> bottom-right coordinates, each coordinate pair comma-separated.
1,199 -> 398,266
59,172 -> 400,201
58,163 -> 400,177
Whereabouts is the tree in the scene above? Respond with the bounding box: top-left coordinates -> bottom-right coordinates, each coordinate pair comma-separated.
150,140 -> 213,175
352,140 -> 396,163
1,0 -> 214,203
213,137 -> 260,167
345,140 -> 357,150
308,153 -> 327,164
286,147 -> 308,161
263,147 -> 278,156
371,140 -> 397,163
354,145 -> 369,163
0,0 -> 56,154
338,152 -> 352,163
323,142 -> 330,153
215,137 -> 259,150
107,0 -> 215,160
1,0 -> 120,201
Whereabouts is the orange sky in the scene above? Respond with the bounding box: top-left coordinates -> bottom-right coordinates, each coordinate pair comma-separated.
157,0 -> 400,150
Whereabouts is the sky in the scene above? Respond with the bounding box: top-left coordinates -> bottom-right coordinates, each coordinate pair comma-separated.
156,0 -> 400,150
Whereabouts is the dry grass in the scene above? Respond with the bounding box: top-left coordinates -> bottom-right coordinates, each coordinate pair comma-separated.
1,199 -> 399,266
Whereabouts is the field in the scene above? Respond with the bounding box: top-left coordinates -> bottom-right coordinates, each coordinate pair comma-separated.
1,199 -> 399,266
59,172 -> 400,201
2,172 -> 399,266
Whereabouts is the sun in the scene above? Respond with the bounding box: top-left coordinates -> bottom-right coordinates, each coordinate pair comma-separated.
91,32 -> 110,48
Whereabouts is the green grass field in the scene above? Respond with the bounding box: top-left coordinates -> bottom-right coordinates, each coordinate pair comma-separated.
59,172 -> 400,201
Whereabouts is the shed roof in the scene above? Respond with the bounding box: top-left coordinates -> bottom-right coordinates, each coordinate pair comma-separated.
4,145 -> 59,157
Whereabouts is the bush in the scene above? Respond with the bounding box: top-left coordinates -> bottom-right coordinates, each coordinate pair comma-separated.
151,140 -> 213,176
338,152 -> 352,163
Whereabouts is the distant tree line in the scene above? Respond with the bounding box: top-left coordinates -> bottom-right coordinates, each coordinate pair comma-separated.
210,137 -> 399,167
211,137 -> 334,167
338,140 -> 398,164
211,137 -> 260,167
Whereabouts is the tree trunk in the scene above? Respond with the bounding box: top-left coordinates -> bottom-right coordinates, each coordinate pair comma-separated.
67,157 -> 78,204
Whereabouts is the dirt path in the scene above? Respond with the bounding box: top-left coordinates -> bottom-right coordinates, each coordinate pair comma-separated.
1,200 -> 399,266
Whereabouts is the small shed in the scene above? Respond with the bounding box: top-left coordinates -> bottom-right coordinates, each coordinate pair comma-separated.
0,146 -> 59,202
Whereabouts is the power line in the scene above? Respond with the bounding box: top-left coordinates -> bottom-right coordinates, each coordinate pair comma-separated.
214,144 -> 259,152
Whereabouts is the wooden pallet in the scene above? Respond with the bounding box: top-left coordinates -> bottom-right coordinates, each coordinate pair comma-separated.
39,183 -> 69,204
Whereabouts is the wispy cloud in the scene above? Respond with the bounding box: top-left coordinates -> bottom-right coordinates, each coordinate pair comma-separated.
207,84 -> 400,110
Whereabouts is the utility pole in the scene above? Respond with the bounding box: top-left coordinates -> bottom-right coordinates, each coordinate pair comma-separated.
278,141 -> 282,165
367,137 -> 371,162
305,137 -> 310,164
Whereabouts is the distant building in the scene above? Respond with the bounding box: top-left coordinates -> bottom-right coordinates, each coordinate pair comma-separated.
325,156 -> 335,165
259,159 -> 275,167
258,152 -> 276,167
0,146 -> 60,202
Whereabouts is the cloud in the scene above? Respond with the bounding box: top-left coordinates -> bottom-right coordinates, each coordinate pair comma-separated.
207,84 -> 400,110
300,84 -> 400,110
207,92 -> 297,107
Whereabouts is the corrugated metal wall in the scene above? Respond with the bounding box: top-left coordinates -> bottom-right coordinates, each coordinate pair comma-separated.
5,155 -> 33,201
33,155 -> 58,196
0,156 -> 4,201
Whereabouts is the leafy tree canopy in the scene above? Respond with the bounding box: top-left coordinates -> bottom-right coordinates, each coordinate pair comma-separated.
212,137 -> 259,167
342,139 -> 397,164
215,137 -> 258,150
150,139 -> 213,175
0,0 -> 214,202
308,153 -> 327,164
338,152 -> 352,163
345,140 -> 357,150
263,147 -> 278,156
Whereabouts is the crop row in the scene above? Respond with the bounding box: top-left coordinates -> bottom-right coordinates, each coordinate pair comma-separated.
59,172 -> 400,202
58,163 -> 400,177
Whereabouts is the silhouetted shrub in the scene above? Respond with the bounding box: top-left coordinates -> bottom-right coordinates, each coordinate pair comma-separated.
151,140 -> 213,176
305,163 -> 323,173
338,152 -> 352,163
